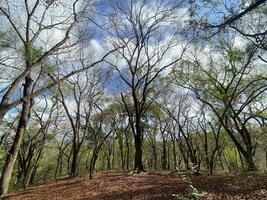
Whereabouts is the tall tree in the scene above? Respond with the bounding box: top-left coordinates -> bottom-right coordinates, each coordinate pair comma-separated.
106,0 -> 190,172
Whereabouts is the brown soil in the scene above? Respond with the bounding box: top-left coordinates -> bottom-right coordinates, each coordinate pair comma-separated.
3,172 -> 267,200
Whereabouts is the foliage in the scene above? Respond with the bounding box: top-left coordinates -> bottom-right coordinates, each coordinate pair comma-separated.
20,43 -> 43,63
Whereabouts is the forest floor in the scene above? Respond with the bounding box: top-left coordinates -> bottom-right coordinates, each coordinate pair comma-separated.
3,171 -> 267,200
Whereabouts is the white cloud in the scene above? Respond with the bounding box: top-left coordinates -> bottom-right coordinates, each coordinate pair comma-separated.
233,35 -> 247,49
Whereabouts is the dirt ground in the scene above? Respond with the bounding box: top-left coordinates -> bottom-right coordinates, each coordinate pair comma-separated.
3,172 -> 267,200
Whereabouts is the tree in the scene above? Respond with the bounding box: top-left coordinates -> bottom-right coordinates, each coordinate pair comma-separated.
174,36 -> 267,170
106,0 -> 190,172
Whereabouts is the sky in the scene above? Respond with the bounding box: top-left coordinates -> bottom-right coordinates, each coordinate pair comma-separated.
0,0 -> 265,122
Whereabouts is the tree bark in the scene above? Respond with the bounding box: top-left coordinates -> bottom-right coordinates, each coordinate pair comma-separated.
134,133 -> 144,172
161,136 -> 167,170
0,75 -> 32,196
70,141 -> 79,177
126,137 -> 130,171
152,142 -> 157,170
118,135 -> 125,170
244,152 -> 257,171
89,148 -> 99,179
171,136 -> 177,169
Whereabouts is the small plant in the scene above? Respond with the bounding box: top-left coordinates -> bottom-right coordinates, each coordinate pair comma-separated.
188,163 -> 199,175
176,166 -> 181,172
172,183 -> 206,200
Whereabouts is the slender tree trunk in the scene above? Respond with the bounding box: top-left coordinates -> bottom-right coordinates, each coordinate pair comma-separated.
178,142 -> 189,170
152,142 -> 157,170
209,160 -> 214,175
107,146 -> 112,170
167,146 -> 171,170
223,151 -> 231,172
219,153 -> 224,171
29,162 -> 38,185
67,149 -> 72,174
101,153 -> 105,172
112,138 -> 115,170
24,165 -> 34,189
125,134 -> 130,171
59,154 -> 64,176
161,136 -> 167,170
171,137 -> 177,169
208,150 -> 217,175
55,152 -> 62,178
89,148 -> 99,179
118,136 -> 125,170
0,75 -> 32,196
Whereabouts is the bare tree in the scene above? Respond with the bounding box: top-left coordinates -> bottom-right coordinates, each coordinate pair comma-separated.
106,0 -> 190,172
57,65 -> 106,177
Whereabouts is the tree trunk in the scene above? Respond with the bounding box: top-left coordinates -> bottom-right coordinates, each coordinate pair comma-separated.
171,137 -> 177,169
219,153 -> 224,171
125,133 -> 130,171
244,152 -> 257,171
208,150 -> 217,175
237,148 -> 245,170
118,134 -> 125,170
112,138 -> 115,170
70,143 -> 79,177
161,139 -> 167,170
134,133 -> 144,172
0,75 -> 32,196
55,152 -> 62,178
107,146 -> 112,170
152,143 -> 157,170
167,146 -> 171,170
89,148 -> 99,179
0,106 -> 8,127
209,160 -> 214,175
224,122 -> 257,171
178,142 -> 189,170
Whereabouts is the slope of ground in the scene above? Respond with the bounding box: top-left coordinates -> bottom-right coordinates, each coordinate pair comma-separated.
3,172 -> 267,200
